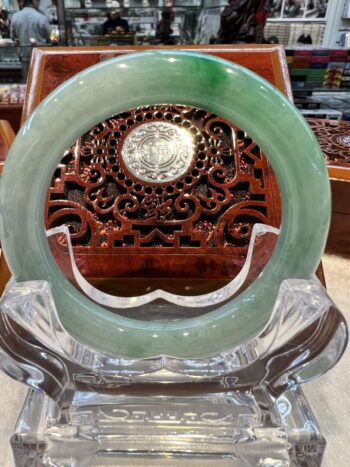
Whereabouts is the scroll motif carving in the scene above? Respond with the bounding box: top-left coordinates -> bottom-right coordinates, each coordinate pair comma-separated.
46,105 -> 280,278
307,118 -> 350,165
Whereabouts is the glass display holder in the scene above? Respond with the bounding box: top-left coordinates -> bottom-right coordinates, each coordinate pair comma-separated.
0,224 -> 347,466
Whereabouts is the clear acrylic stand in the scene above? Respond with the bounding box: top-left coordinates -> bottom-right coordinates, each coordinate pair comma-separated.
0,225 -> 347,466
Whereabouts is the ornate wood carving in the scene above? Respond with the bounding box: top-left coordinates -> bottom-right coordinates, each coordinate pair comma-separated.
306,119 -> 350,256
46,104 -> 280,279
307,118 -> 350,166
23,46 -> 290,281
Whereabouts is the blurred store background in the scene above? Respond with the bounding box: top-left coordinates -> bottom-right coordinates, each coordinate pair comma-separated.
0,0 -> 349,128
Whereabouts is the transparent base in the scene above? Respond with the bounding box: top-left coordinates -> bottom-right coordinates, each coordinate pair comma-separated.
11,384 -> 325,467
3,225 -> 344,466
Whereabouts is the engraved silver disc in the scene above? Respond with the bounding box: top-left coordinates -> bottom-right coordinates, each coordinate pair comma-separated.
121,122 -> 194,183
338,135 -> 350,147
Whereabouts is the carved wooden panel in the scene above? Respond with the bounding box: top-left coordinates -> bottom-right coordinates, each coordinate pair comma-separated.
307,118 -> 350,167
46,104 -> 280,279
305,119 -> 350,256
24,45 -> 289,281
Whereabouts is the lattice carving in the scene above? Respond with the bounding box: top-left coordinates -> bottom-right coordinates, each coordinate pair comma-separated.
46,105 -> 280,279
307,118 -> 350,165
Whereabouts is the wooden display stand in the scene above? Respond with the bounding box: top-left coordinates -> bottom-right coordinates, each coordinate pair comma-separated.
0,104 -> 22,134
307,118 -> 350,256
0,119 -> 14,162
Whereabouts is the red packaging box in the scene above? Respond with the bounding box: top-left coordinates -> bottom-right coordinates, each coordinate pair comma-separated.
292,57 -> 311,68
294,49 -> 313,57
311,56 -> 330,64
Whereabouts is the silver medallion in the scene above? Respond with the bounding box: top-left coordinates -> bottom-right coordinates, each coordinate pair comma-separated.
338,135 -> 350,147
121,122 -> 194,183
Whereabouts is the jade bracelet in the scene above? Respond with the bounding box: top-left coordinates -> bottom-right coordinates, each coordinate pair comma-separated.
0,51 -> 330,359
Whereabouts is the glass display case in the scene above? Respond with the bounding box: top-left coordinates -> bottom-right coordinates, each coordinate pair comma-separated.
265,0 -> 330,46
0,0 -> 59,83
0,43 -> 21,83
198,0 -> 330,47
268,0 -> 329,20
57,0 -> 202,46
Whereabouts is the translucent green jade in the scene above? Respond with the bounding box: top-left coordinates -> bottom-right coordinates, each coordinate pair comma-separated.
0,52 -> 330,359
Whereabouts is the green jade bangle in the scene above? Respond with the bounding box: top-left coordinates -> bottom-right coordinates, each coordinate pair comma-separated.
0,52 -> 330,359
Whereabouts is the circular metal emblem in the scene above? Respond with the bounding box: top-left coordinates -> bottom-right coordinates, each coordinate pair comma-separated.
338,135 -> 350,147
121,122 -> 194,183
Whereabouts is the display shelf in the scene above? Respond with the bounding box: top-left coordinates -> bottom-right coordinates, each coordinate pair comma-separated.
287,47 -> 350,94
78,33 -> 137,45
58,1 -> 202,45
293,88 -> 350,92
64,5 -> 201,9
0,83 -> 25,103
301,108 -> 342,120
268,18 -> 327,23
197,2 -> 328,46
0,45 -> 21,84
0,82 -> 24,133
